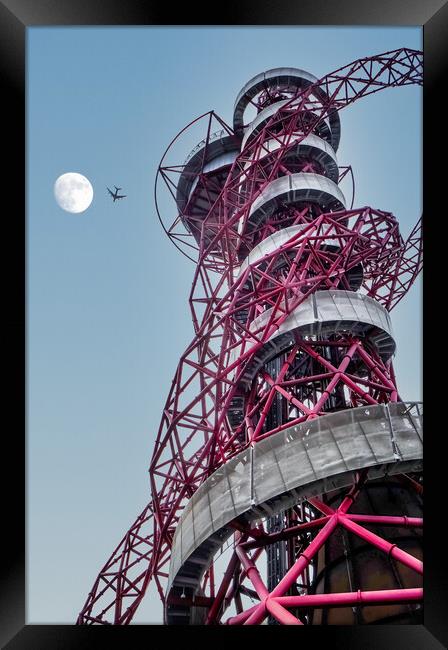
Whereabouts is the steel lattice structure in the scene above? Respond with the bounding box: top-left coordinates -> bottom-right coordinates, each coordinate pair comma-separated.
78,47 -> 423,626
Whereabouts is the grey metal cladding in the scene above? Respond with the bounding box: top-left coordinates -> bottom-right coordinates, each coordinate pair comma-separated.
176,134 -> 240,211
233,67 -> 341,151
242,133 -> 339,183
241,100 -> 333,151
231,290 -> 395,388
167,402 -> 423,597
238,224 -> 307,275
247,173 -> 346,231
234,69 -> 319,129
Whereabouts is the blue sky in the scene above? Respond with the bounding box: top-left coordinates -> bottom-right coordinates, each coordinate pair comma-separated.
27,26 -> 422,624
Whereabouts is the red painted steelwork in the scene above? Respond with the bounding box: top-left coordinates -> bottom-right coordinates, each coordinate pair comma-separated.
77,47 -> 422,625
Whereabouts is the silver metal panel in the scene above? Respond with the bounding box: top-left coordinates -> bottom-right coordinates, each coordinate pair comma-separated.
387,402 -> 423,460
231,291 -> 395,387
247,173 -> 346,231
236,228 -> 362,292
241,99 -> 290,148
233,67 -> 341,150
167,402 -> 423,596
238,225 -> 307,275
176,134 -> 239,212
234,69 -> 319,125
187,151 -> 238,201
241,100 -> 332,151
184,129 -> 236,165
241,132 -> 339,184
169,450 -> 251,585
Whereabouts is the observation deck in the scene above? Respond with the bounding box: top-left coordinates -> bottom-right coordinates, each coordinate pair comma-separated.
166,402 -> 422,624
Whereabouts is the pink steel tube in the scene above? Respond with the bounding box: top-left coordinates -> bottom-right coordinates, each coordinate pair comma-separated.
274,587 -> 423,608
244,514 -> 339,625
77,50 -> 423,626
340,515 -> 423,574
242,516 -> 330,550
346,514 -> 423,527
226,603 -> 260,625
205,544 -> 242,624
235,545 -> 270,600
265,599 -> 302,625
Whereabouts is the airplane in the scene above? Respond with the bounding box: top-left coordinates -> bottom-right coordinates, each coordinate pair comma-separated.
107,185 -> 127,202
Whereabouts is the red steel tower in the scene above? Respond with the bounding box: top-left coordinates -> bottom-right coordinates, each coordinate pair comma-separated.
78,48 -> 423,626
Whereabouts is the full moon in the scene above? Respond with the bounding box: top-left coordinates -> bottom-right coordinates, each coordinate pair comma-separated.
54,172 -> 93,213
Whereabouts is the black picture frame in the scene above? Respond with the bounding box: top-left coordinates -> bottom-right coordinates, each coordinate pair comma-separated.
2,1 -> 446,647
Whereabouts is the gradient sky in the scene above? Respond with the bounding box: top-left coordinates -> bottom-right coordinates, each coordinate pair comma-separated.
27,26 -> 422,624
